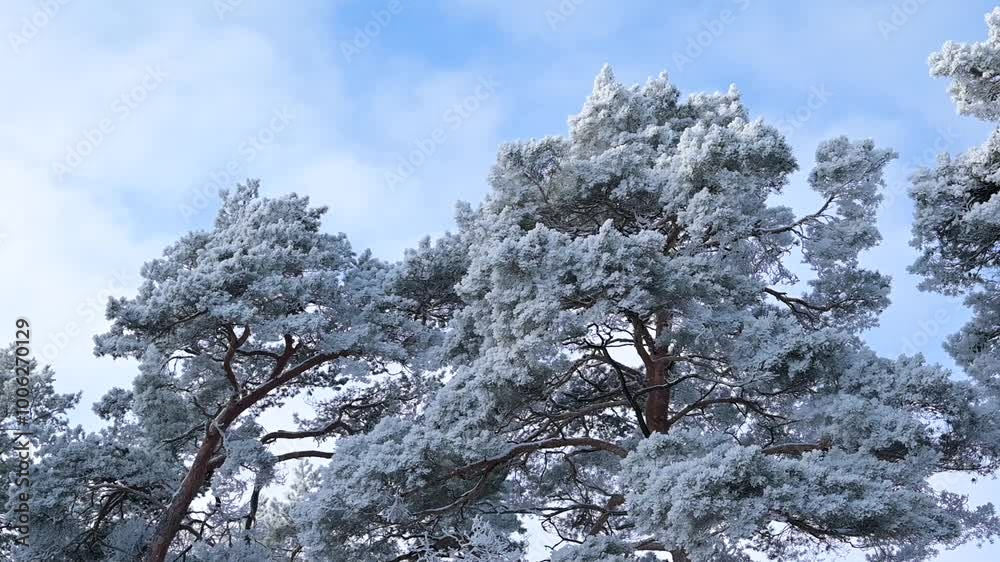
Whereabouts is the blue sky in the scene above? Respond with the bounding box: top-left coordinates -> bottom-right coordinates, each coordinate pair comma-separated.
1,1 -> 999,559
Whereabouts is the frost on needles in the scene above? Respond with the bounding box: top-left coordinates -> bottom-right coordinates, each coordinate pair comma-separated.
9,16 -> 1000,562
292,65 -> 1000,562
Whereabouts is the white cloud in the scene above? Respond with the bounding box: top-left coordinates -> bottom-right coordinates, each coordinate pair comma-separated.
0,160 -> 158,424
2,3 -> 997,559
0,0 -> 342,425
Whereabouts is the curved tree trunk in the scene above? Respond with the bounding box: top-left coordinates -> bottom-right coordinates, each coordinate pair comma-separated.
143,350 -> 336,562
144,426 -> 223,562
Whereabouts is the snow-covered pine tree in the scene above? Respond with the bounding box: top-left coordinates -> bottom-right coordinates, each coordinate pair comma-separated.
0,346 -> 78,558
299,67 -> 1000,561
911,8 -> 1000,403
18,182 -> 456,561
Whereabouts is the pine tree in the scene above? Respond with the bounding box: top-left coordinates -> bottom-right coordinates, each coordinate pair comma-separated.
19,182 -> 447,561
911,8 -> 1000,396
299,67 -> 1000,561
0,346 -> 78,558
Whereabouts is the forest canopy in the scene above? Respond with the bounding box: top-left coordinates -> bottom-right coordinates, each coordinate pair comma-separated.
6,7 -> 1000,562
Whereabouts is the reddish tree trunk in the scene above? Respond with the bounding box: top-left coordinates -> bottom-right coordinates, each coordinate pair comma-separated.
143,351 -> 335,562
144,425 -> 223,562
645,360 -> 670,433
641,312 -> 689,558
645,310 -> 673,433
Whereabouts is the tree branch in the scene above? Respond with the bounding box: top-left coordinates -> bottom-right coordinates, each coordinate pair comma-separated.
261,419 -> 352,444
276,450 -> 334,462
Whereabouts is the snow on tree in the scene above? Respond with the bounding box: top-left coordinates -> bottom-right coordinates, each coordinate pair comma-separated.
254,462 -> 321,558
18,15 -> 1000,560
18,182 -> 449,561
298,67 -> 1000,561
0,346 -> 78,557
911,8 -> 1000,394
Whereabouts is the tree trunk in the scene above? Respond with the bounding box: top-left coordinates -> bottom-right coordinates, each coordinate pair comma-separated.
645,360 -> 670,433
644,312 -> 685,558
645,310 -> 673,433
142,351 -> 334,561
144,425 -> 223,562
